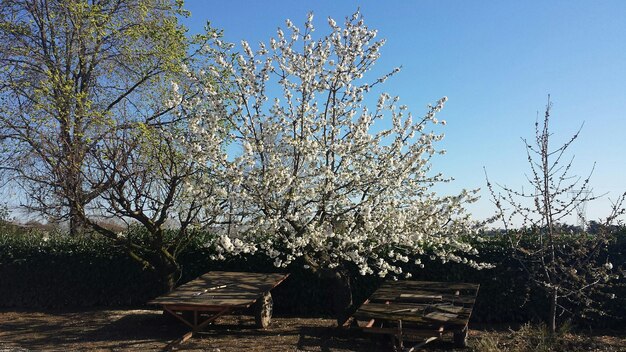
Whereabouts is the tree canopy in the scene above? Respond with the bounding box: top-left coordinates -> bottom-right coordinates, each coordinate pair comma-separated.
0,0 -> 189,234
188,12 -> 487,279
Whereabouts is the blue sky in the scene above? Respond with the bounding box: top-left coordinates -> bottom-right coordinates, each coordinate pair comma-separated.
180,1 -> 626,223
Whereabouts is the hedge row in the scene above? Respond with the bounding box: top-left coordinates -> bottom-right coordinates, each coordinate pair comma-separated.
1,225 -> 625,327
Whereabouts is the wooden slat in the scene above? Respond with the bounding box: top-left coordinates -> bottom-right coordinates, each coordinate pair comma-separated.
354,303 -> 469,328
375,284 -> 478,296
369,291 -> 476,306
379,303 -> 472,316
355,302 -> 473,320
423,311 -> 460,322
381,280 -> 479,291
398,293 -> 442,302
432,305 -> 467,314
377,282 -> 478,298
360,326 -> 442,338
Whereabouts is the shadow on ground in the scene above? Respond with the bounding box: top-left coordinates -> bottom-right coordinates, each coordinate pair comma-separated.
0,309 -> 389,351
0,309 -> 186,351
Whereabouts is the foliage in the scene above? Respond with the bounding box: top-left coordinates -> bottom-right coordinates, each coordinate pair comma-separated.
0,229 -> 160,306
188,11 -> 486,281
0,0 -> 189,235
485,97 -> 626,332
0,203 -> 8,224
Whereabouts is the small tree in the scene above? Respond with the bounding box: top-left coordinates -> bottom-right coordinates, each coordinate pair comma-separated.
76,57 -> 230,292
486,97 -> 626,333
80,125 -> 212,291
191,11 -> 489,323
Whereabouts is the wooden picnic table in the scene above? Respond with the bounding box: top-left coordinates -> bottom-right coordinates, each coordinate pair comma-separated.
348,280 -> 480,351
149,271 -> 289,345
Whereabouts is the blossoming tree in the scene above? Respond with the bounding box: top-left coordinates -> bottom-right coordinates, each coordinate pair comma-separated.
189,12 -> 487,323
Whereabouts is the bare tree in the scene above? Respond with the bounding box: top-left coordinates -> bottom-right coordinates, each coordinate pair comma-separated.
80,118 -> 226,291
0,0 -> 189,235
486,96 -> 626,333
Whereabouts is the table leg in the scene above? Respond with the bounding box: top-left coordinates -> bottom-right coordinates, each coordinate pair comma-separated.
162,306 -> 232,350
163,306 -> 194,329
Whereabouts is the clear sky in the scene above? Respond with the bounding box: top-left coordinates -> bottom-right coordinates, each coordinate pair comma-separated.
179,1 -> 626,224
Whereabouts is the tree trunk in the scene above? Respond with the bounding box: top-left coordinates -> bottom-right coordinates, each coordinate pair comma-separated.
66,164 -> 85,237
68,205 -> 82,237
162,271 -> 177,293
158,261 -> 181,293
549,287 -> 558,334
328,269 -> 353,326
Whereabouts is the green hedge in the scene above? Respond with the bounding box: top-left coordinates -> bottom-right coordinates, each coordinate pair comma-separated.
1,226 -> 625,327
0,230 -> 161,306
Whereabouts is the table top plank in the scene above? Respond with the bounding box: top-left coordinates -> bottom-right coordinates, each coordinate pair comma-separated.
354,303 -> 469,327
369,291 -> 477,306
378,280 -> 479,293
149,271 -> 289,308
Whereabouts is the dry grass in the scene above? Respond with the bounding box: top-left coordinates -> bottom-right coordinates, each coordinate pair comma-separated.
470,323 -> 626,352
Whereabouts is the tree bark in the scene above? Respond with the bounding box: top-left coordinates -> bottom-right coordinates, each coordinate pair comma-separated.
328,269 -> 353,326
68,205 -> 83,237
158,260 -> 181,293
549,287 -> 558,334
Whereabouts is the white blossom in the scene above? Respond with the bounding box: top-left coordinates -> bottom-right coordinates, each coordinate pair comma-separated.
187,11 -> 485,278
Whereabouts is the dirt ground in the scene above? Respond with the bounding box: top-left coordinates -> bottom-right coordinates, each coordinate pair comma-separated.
1,309 -> 625,351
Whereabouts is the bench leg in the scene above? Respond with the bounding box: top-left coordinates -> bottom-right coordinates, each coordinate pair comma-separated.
453,325 -> 468,347
397,319 -> 404,349
255,291 -> 273,328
